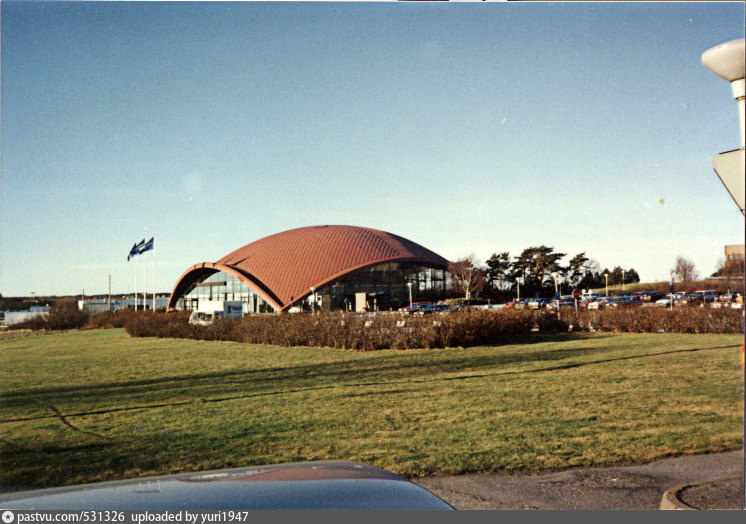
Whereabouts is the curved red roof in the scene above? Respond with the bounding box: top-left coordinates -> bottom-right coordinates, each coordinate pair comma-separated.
169,225 -> 449,312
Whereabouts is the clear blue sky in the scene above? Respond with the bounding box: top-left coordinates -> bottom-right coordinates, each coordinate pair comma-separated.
2,1 -> 744,297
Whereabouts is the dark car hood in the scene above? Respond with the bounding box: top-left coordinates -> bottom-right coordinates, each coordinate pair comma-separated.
0,461 -> 452,510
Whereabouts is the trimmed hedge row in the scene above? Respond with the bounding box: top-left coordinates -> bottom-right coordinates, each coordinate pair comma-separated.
119,307 -> 744,350
122,309 -> 539,350
578,307 -> 743,334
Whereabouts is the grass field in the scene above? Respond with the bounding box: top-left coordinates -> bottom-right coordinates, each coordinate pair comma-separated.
1,329 -> 742,490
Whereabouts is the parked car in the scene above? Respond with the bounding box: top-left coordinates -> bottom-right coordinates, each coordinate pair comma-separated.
719,291 -> 738,302
679,293 -> 704,305
655,294 -> 677,307
188,310 -> 224,326
399,302 -> 432,313
416,304 -> 450,315
694,290 -> 719,302
616,295 -> 642,306
188,301 -> 245,325
577,297 -> 593,308
527,298 -> 550,309
639,291 -> 665,302
586,298 -> 603,310
587,297 -> 621,310
547,298 -> 575,309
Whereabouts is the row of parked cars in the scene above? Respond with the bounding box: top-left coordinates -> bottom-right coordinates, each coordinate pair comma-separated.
398,302 -> 453,315
398,290 -> 743,316
651,290 -> 743,308
503,290 -> 742,310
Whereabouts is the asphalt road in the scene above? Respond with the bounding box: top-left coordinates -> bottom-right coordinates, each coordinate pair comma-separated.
413,449 -> 744,510
678,477 -> 744,510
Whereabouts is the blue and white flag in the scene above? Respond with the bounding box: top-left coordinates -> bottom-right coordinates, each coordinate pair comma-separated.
127,239 -> 146,261
140,237 -> 154,254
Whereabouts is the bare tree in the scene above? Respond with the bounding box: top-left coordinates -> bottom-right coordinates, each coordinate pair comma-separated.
448,255 -> 486,300
673,256 -> 698,282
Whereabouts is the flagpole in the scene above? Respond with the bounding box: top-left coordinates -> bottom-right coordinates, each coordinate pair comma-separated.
152,235 -> 156,311
135,253 -> 139,311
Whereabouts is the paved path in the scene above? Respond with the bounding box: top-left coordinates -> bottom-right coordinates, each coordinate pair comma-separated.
413,449 -> 744,510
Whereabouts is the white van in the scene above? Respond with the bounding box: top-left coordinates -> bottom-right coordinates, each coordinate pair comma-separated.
188,310 -> 224,326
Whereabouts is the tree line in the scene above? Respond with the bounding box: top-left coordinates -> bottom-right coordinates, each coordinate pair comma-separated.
448,246 -> 640,300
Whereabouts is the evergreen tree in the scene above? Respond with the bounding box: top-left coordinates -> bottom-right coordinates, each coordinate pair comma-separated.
486,252 -> 511,289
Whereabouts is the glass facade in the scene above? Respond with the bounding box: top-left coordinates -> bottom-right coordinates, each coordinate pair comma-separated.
317,262 -> 446,312
175,271 -> 275,313
175,262 -> 446,314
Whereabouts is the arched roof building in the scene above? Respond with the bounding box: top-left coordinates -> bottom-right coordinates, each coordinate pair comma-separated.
168,225 -> 450,313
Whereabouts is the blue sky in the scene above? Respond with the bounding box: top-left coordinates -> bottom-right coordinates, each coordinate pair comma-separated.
1,1 -> 744,297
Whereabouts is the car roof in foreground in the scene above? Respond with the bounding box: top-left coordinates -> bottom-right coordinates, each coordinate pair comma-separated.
0,461 -> 453,510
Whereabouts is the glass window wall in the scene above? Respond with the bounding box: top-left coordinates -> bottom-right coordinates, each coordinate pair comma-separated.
317,262 -> 446,312
176,271 -> 274,313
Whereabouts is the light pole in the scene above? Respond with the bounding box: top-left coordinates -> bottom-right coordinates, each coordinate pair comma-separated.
310,287 -> 315,315
622,269 -> 626,292
516,278 -> 520,301
551,272 -> 559,299
669,271 -> 675,310
406,282 -> 413,310
702,39 -> 745,215
604,274 -> 609,297
551,272 -> 560,314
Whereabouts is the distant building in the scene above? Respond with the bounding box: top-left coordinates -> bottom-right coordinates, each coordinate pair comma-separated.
713,244 -> 745,279
29,305 -> 50,313
724,244 -> 745,262
78,299 -> 111,315
78,297 -> 170,313
1,306 -> 50,327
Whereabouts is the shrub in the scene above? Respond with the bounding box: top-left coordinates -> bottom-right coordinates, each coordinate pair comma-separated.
581,307 -> 742,334
13,299 -> 89,331
87,309 -> 142,329
125,309 -> 533,349
121,306 -> 743,349
123,310 -> 192,338
534,311 -> 570,333
11,315 -> 49,331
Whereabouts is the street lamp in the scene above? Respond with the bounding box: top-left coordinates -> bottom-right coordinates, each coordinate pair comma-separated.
604,274 -> 609,297
310,286 -> 315,315
669,271 -> 675,311
406,282 -> 413,310
702,39 -> 745,215
551,272 -> 559,299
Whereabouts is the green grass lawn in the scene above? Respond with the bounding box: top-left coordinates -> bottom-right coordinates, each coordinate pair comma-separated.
1,329 -> 742,489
